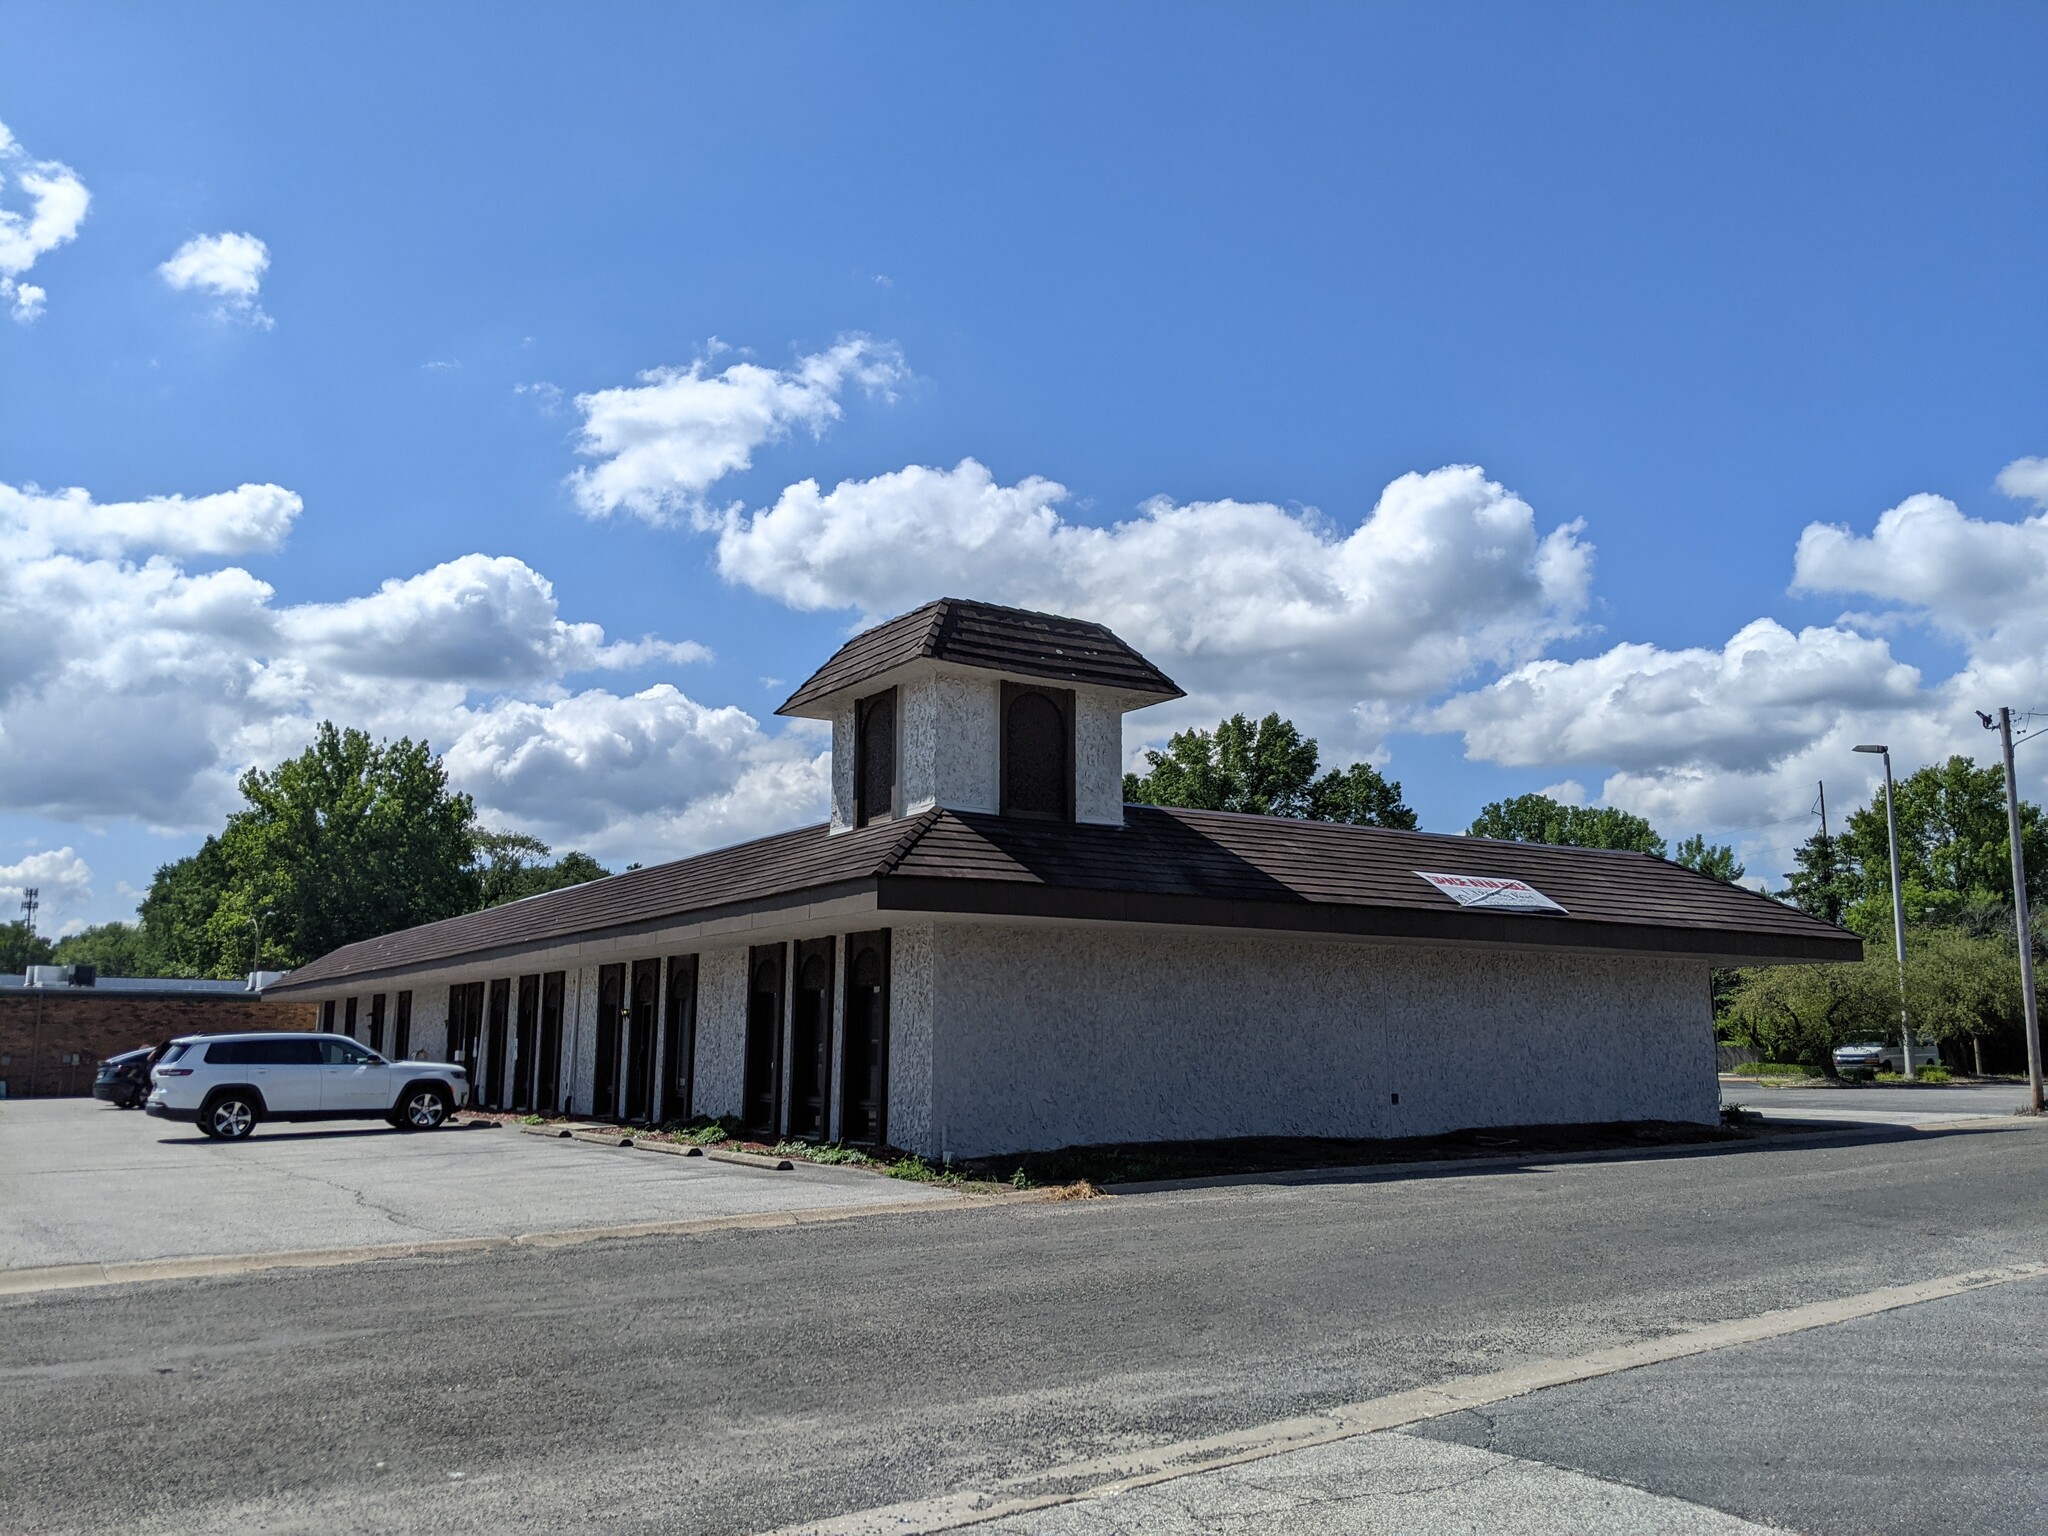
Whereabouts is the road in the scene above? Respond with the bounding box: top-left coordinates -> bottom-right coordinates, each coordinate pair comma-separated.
1721,1079 -> 2034,1126
5,1117 -> 2046,1534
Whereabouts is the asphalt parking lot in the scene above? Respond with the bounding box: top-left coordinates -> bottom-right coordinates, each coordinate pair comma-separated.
0,1098 -> 956,1272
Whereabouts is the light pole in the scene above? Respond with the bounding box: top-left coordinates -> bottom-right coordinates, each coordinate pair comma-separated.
249,907 -> 271,981
1854,744 -> 1914,1081
1979,708 -> 2045,1112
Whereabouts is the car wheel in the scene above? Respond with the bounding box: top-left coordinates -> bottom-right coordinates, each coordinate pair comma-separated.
398,1087 -> 451,1130
205,1094 -> 259,1140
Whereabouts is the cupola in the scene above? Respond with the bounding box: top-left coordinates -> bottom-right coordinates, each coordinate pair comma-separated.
777,599 -> 1183,834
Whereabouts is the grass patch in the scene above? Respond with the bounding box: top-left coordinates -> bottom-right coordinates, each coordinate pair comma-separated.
772,1140 -> 875,1166
1877,1065 -> 1953,1084
1745,1062 -> 1816,1078
518,1113 -> 548,1125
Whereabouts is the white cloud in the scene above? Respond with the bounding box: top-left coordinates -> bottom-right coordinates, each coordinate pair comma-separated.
0,480 -> 301,561
159,231 -> 273,328
516,381 -> 564,413
0,480 -> 782,862
278,554 -> 708,685
0,846 -> 94,931
714,457 -> 1592,740
0,119 -> 89,323
568,338 -> 907,524
1433,456 -> 2048,861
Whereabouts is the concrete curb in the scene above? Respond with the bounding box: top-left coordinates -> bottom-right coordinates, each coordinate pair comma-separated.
1099,1114 -> 2040,1195
707,1147 -> 795,1171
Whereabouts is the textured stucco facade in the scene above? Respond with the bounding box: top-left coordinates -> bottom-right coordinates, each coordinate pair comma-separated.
1072,690 -> 1126,826
920,924 -> 1718,1160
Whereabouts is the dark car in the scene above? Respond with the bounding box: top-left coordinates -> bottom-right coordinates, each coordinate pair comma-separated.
93,1046 -> 159,1109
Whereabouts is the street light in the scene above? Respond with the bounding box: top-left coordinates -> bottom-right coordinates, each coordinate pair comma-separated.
1853,744 -> 1915,1081
1979,708 -> 2046,1112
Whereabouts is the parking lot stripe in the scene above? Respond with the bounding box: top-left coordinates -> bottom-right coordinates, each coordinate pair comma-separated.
763,1258 -> 2048,1536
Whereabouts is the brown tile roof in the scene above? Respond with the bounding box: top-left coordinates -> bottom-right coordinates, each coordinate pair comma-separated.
777,599 -> 1184,715
270,805 -> 1856,992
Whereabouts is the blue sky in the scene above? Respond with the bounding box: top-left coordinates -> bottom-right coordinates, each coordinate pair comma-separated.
2,3 -> 2045,934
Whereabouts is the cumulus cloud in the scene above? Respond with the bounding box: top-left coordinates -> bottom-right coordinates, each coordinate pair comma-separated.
713,457 -> 1592,740
568,338 -> 907,524
277,555 -> 708,686
0,119 -> 89,323
0,846 -> 94,930
0,479 -> 796,861
159,231 -> 273,328
0,480 -> 301,561
1434,456 -> 2048,859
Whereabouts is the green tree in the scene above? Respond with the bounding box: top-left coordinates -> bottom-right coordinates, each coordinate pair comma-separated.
1466,793 -> 1667,855
0,920 -> 55,973
1720,957 -> 1893,1071
1836,755 -> 2048,931
1783,827 -> 1851,926
140,723 -> 482,976
51,922 -> 158,978
1673,834 -> 1745,884
1124,712 -> 1416,828
472,829 -> 612,908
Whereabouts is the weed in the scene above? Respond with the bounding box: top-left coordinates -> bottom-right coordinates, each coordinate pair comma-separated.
884,1154 -> 968,1187
772,1141 -> 874,1166
1010,1167 -> 1030,1190
518,1114 -> 547,1126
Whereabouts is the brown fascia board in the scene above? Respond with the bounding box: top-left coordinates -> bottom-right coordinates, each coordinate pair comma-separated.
873,875 -> 1864,966
262,877 -> 887,995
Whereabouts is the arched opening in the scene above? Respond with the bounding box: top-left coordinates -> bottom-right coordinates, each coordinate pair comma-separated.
856,689 -> 896,826
1002,684 -> 1072,820
840,932 -> 890,1146
788,940 -> 834,1140
743,945 -> 784,1137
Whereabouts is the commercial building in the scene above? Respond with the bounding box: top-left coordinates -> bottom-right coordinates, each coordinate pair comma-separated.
267,600 -> 1857,1158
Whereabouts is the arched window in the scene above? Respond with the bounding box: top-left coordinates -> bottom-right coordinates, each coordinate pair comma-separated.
1002,684 -> 1073,820
856,689 -> 896,827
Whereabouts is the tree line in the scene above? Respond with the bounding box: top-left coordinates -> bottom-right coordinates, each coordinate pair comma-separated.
10,712 -> 2042,1065
2,723 -> 611,980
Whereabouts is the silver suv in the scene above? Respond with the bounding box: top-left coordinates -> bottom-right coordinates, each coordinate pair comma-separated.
145,1032 -> 470,1140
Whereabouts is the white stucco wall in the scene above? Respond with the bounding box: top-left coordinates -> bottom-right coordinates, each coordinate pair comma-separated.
829,704 -> 857,832
693,945 -> 749,1121
934,671 -> 999,813
407,987 -> 448,1062
1072,690 -> 1125,826
886,924 -> 937,1157
898,675 -> 939,816
566,964 -> 599,1117
921,924 -> 1717,1160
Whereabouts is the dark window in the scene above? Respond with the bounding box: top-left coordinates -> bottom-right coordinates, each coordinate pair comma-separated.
537,972 -> 565,1114
788,940 -> 834,1141
855,689 -> 896,827
265,1038 -> 324,1066
368,993 -> 386,1054
483,979 -> 511,1110
662,956 -> 697,1124
320,1000 -> 336,1032
447,982 -> 485,1085
393,991 -> 413,1061
840,931 -> 890,1146
342,996 -> 358,1040
159,1043 -> 189,1066
513,975 -> 540,1113
625,960 -> 659,1122
1001,683 -> 1073,821
205,1040 -> 255,1066
594,963 -> 625,1120
320,1038 -> 378,1066
743,945 -> 785,1138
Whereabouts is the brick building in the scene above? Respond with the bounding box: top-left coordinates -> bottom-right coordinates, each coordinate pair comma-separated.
0,971 -> 317,1098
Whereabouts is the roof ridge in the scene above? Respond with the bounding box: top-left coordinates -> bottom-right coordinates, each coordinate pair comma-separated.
873,806 -> 947,875
919,599 -> 954,659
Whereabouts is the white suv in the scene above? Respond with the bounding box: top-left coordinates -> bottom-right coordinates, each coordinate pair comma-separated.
145,1032 -> 471,1140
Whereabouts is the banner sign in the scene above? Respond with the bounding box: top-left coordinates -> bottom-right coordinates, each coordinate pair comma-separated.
1415,871 -> 1568,914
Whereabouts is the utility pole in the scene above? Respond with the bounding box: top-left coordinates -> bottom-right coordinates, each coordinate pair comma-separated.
1854,745 -> 1914,1080
19,886 -> 38,938
1983,708 -> 2044,1112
